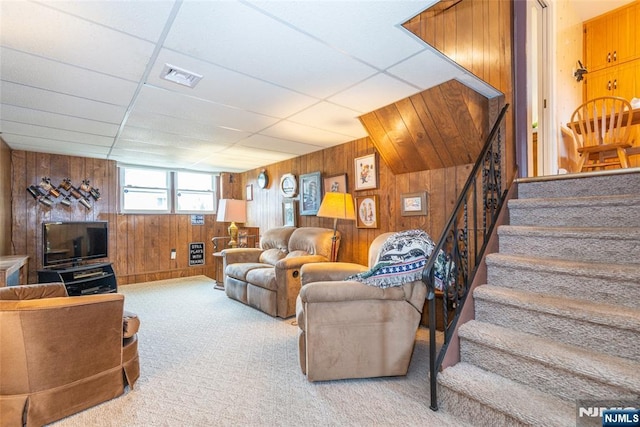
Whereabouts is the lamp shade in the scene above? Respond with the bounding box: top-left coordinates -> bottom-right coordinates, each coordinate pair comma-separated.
317,192 -> 356,221
216,199 -> 247,223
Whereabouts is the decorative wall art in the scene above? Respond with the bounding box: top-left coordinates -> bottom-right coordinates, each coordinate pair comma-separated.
299,171 -> 322,215
354,154 -> 377,190
401,192 -> 428,216
282,199 -> 298,227
279,173 -> 298,198
323,174 -> 348,193
355,195 -> 379,229
26,177 -> 100,210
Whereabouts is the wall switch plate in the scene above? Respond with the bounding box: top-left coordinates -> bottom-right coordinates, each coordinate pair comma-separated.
170,249 -> 176,260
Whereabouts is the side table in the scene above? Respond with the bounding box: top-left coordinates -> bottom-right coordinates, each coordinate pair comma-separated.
213,252 -> 224,291
0,255 -> 29,287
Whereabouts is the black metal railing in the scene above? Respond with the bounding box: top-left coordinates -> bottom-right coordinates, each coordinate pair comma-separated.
422,103 -> 510,411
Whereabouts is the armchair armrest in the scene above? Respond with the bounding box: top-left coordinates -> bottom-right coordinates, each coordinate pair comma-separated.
300,262 -> 368,285
299,280 -> 407,304
221,248 -> 263,264
275,255 -> 329,270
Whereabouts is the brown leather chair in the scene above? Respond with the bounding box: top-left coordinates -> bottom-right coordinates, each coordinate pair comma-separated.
0,283 -> 139,426
223,226 -> 338,318
296,232 -> 427,381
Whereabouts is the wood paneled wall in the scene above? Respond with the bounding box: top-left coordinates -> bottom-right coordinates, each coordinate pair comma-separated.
0,138 -> 12,256
240,137 -> 473,266
404,0 -> 516,183
10,150 -> 218,285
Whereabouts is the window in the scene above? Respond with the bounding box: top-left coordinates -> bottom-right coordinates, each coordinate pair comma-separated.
119,166 -> 217,214
175,171 -> 216,213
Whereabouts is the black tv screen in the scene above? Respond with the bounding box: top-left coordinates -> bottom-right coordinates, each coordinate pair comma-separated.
43,221 -> 108,267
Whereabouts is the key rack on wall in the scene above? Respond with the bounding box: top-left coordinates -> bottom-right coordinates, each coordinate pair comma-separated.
27,177 -> 101,210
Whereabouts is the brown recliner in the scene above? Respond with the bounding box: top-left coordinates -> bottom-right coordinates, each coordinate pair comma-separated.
0,283 -> 140,426
223,226 -> 338,318
297,232 -> 427,381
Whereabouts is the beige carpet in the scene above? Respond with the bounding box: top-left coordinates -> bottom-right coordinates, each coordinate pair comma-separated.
52,276 -> 463,427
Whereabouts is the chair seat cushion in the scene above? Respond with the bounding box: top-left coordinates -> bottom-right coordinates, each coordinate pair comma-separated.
259,248 -> 287,265
246,267 -> 277,291
226,262 -> 271,281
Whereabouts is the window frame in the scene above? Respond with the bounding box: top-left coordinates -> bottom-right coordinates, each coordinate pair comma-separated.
174,171 -> 217,214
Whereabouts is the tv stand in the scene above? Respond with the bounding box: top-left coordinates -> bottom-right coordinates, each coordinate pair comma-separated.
38,262 -> 117,296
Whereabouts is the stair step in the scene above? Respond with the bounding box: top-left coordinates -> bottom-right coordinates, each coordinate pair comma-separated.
438,362 -> 576,427
473,285 -> 640,362
517,170 -> 640,199
458,320 -> 640,401
508,194 -> 640,227
485,253 -> 640,309
497,225 -> 640,264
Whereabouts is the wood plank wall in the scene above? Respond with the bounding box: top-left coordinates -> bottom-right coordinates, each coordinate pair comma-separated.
0,138 -> 12,256
404,0 -> 516,183
240,137 -> 473,266
10,150 -> 219,285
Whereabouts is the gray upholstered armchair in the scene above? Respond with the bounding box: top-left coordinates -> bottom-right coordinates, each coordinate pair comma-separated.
296,232 -> 427,381
223,226 -> 338,318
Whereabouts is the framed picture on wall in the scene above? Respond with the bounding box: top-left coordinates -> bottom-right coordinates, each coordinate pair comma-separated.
401,192 -> 428,216
355,195 -> 379,229
299,171 -> 322,215
323,173 -> 348,193
282,199 -> 297,227
354,153 -> 377,190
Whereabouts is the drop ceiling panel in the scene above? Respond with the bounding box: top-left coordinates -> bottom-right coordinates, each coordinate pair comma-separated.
147,50 -> 319,118
42,0 -> 175,42
238,134 -> 325,156
0,121 -> 114,147
216,145 -> 300,163
0,1 -> 154,81
133,85 -> 279,132
261,120 -> 354,147
4,134 -> 111,157
251,1 -> 436,69
116,127 -> 234,152
1,82 -> 126,124
163,1 -> 378,98
328,73 -> 421,113
0,47 -> 138,106
287,102 -> 368,139
0,105 -> 119,137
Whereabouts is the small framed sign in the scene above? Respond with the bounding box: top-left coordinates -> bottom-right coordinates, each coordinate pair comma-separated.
189,242 -> 205,266
191,214 -> 204,225
401,192 -> 428,216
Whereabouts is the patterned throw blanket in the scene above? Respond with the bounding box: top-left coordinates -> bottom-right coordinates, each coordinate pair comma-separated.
346,229 -> 454,290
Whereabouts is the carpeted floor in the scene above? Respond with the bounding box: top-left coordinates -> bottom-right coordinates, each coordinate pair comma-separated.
52,275 -> 463,427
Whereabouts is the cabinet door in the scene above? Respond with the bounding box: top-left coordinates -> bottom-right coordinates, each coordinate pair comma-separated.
612,60 -> 639,101
584,68 -> 612,101
611,4 -> 637,66
584,18 -> 609,72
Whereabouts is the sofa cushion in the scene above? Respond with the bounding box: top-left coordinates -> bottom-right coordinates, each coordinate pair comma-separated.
261,226 -> 296,250
226,262 -> 271,281
259,248 -> 287,265
246,267 -> 277,291
288,227 -> 335,259
286,250 -> 310,258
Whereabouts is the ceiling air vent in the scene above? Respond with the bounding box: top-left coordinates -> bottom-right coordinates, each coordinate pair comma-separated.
161,64 -> 203,88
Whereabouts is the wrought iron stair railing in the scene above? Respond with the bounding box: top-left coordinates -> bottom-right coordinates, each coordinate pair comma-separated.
422,103 -> 510,411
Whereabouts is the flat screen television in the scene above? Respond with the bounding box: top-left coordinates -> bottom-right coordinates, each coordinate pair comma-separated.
43,221 -> 108,268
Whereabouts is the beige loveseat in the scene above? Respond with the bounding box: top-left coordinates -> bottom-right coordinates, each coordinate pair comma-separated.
223,226 -> 338,318
0,283 -> 140,426
296,232 -> 428,381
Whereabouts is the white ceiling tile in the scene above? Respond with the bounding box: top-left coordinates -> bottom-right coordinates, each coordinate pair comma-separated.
1,81 -> 126,123
42,0 -> 175,42
0,1 -> 154,80
0,105 -> 119,136
237,135 -> 324,156
163,1 -> 378,98
147,50 -> 319,118
261,121 -> 353,147
0,121 -> 114,146
328,73 -> 420,113
3,134 -> 110,157
1,47 -> 138,106
287,102 -> 368,139
116,127 -> 232,152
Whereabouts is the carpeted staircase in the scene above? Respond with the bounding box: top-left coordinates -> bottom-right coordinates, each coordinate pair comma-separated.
436,170 -> 640,426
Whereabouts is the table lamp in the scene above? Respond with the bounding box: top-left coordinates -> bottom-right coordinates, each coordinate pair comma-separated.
317,192 -> 356,261
216,199 -> 247,248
